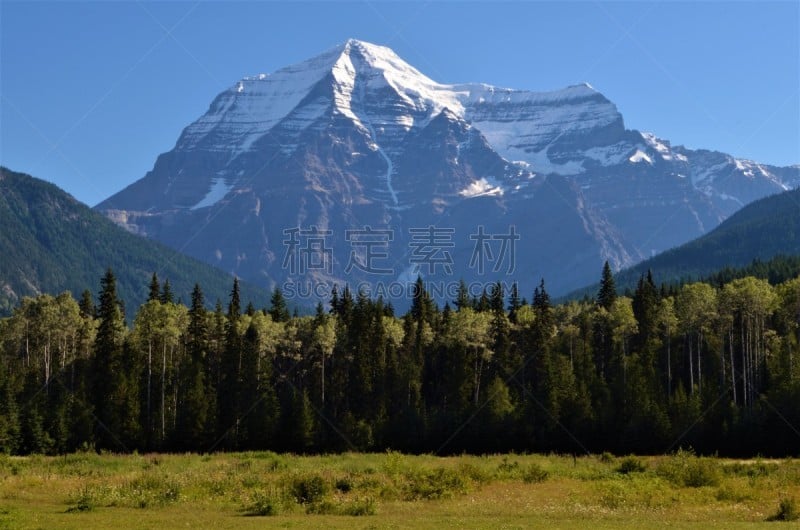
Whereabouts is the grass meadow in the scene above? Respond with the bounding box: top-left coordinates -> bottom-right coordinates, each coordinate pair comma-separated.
0,450 -> 798,529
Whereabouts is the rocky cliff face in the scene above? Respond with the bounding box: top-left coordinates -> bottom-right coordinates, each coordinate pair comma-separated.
97,39 -> 798,301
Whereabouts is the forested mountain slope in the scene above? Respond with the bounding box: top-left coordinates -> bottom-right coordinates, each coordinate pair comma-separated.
569,188 -> 800,297
0,167 -> 268,315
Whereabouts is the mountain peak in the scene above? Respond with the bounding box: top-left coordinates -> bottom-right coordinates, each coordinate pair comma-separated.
97,40 -> 799,303
341,38 -> 392,56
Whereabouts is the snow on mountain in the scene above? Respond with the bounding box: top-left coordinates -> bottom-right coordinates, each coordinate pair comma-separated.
458,83 -> 625,170
190,177 -> 233,210
459,176 -> 505,198
172,40 -> 628,179
97,39 -> 799,300
628,150 -> 653,164
179,47 -> 340,155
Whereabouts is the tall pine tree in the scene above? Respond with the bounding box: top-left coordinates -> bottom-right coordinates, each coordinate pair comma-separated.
92,269 -> 135,450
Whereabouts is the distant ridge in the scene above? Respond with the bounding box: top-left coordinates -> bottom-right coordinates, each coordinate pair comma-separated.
565,187 -> 800,299
0,167 -> 269,315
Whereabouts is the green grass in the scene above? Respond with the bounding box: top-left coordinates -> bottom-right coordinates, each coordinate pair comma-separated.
0,451 -> 798,529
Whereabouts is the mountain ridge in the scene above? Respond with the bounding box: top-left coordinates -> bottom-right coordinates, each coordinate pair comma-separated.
95,39 -> 799,300
0,167 -> 269,316
564,187 -> 800,299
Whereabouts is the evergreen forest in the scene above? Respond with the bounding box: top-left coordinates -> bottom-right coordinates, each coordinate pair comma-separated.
1,262 -> 799,457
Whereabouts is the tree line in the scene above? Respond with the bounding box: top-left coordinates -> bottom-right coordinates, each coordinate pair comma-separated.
0,264 -> 798,456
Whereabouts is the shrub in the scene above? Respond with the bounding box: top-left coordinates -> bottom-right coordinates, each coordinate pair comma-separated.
339,496 -> 377,516
599,482 -> 626,510
656,450 -> 720,488
119,474 -> 182,508
724,461 -> 779,478
403,467 -> 468,500
683,459 -> 720,488
66,486 -> 95,513
289,473 -> 329,505
383,450 -> 407,477
251,451 -> 287,471
457,462 -> 492,484
521,463 -> 549,483
496,457 -> 521,478
599,452 -> 615,464
244,489 -> 287,516
335,476 -> 354,493
716,484 -> 754,503
616,456 -> 647,475
768,497 -> 799,522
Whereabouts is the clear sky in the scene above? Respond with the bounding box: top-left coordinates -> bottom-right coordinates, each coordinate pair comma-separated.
2,1 -> 798,206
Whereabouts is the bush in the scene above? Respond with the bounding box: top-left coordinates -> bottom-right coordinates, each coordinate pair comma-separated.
716,484 -> 754,503
305,499 -> 338,515
617,456 -> 647,475
457,462 -> 492,484
66,487 -> 95,513
656,450 -> 720,488
496,457 -> 521,478
724,461 -> 779,478
683,459 -> 720,488
521,463 -> 549,483
768,497 -> 799,522
335,476 -> 354,493
244,489 -> 287,516
114,473 -> 182,508
599,452 -> 615,464
339,496 -> 377,516
403,467 -> 468,500
383,450 -> 407,477
289,473 -> 329,505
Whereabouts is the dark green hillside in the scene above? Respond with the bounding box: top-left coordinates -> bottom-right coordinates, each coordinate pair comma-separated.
567,187 -> 800,298
0,167 -> 269,315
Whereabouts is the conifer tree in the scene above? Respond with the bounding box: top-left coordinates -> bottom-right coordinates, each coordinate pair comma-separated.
268,287 -> 290,322
598,261 -> 617,310
92,269 -> 130,450
148,273 -> 160,302
176,284 -> 210,449
508,282 -> 522,323
455,279 -> 471,311
632,270 -> 660,352
79,289 -> 95,319
0,359 -> 21,454
218,278 -> 242,448
240,322 -> 279,448
329,285 -> 340,315
160,279 -> 174,305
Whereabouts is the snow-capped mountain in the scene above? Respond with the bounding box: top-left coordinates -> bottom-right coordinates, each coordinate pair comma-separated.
97,39 -> 799,300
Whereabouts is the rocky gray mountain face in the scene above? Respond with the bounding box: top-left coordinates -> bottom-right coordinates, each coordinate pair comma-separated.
97,39 -> 799,302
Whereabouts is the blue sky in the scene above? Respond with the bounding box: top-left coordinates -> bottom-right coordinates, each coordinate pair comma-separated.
2,1 -> 798,206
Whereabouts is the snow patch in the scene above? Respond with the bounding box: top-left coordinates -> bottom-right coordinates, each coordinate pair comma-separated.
692,161 -> 729,187
734,159 -> 755,177
583,142 -> 634,166
641,132 -> 690,163
718,193 -> 744,207
642,132 -> 669,153
524,148 -> 585,175
459,177 -> 505,198
191,178 -> 233,210
629,150 -> 653,164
